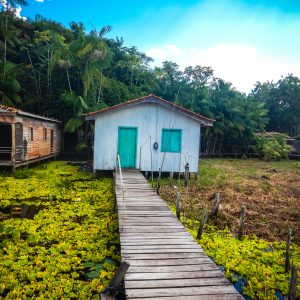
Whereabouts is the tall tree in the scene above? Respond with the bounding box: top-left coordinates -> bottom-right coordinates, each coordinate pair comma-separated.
0,0 -> 27,104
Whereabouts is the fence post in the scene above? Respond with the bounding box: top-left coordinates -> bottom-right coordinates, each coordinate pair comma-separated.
156,168 -> 161,195
184,163 -> 189,187
197,208 -> 208,239
169,171 -> 173,187
285,228 -> 292,273
288,265 -> 298,300
238,205 -> 246,240
208,193 -> 220,219
176,190 -> 181,220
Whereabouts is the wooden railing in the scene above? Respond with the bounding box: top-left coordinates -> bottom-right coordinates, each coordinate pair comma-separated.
116,154 -> 126,231
0,146 -> 25,163
0,146 -> 12,155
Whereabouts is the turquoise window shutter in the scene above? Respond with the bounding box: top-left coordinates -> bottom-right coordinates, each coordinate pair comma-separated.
161,129 -> 182,153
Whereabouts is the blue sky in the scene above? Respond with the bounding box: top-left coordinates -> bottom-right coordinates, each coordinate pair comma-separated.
18,0 -> 300,93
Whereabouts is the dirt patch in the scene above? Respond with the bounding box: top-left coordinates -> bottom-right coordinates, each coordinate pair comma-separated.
160,159 -> 300,244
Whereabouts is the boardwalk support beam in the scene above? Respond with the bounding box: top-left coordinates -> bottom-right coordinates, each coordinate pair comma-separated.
101,261 -> 130,300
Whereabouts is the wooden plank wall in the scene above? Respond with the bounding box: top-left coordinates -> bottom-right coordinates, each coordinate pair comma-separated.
22,117 -> 61,160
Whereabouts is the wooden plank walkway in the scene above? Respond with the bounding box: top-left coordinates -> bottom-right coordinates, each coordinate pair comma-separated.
116,169 -> 243,300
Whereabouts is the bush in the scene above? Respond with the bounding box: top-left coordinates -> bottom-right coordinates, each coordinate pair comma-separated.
253,133 -> 293,161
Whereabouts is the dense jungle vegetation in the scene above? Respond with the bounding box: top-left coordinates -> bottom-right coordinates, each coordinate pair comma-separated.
1,1 -> 300,152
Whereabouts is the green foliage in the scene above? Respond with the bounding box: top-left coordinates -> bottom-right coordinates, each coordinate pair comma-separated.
0,162 -> 119,298
1,1 -> 299,153
253,133 -> 293,160
169,206 -> 300,300
251,76 -> 300,137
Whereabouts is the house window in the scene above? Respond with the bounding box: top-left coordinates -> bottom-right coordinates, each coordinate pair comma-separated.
29,127 -> 33,141
161,129 -> 182,153
43,128 -> 47,141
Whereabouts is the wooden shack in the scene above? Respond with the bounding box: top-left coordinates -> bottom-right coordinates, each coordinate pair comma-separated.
0,105 -> 61,170
85,94 -> 214,173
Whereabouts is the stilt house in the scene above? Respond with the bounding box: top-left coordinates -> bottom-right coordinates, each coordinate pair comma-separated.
85,94 -> 214,173
0,105 -> 61,170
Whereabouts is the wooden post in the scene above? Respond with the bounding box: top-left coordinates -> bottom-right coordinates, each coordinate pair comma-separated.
11,123 -> 16,172
169,171 -> 173,187
238,205 -> 246,240
101,261 -> 130,300
176,190 -> 181,220
208,193 -> 220,219
184,163 -> 189,187
139,146 -> 142,170
285,228 -> 292,273
288,265 -> 298,300
197,208 -> 208,239
156,168 -> 161,195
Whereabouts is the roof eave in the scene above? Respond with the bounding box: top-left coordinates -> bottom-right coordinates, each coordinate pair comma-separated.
18,111 -> 62,124
85,98 -> 214,125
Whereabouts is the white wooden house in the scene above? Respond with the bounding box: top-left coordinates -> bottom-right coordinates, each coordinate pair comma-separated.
85,94 -> 214,173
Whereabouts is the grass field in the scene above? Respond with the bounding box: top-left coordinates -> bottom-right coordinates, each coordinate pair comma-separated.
160,158 -> 300,244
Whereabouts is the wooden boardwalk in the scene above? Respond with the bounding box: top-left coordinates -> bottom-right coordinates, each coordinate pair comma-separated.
116,169 -> 243,300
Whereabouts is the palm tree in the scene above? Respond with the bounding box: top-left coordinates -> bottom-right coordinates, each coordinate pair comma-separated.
49,24 -> 111,145
0,0 -> 27,103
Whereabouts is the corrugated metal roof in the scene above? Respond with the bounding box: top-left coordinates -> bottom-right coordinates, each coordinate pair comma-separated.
0,105 -> 61,123
85,94 -> 215,125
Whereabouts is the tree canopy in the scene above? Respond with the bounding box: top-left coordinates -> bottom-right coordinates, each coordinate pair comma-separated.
0,5 -> 299,153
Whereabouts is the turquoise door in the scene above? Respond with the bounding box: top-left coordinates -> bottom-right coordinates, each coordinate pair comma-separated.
118,127 -> 137,168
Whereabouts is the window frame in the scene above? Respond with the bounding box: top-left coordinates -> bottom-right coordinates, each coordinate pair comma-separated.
161,128 -> 182,153
43,128 -> 47,141
29,127 -> 34,142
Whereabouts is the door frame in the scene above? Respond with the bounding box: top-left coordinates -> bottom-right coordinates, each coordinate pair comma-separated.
117,126 -> 138,168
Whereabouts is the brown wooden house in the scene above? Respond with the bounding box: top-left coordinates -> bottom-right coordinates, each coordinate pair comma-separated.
0,105 -> 61,170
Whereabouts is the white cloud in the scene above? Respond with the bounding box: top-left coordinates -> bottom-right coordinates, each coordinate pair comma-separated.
35,0 -> 44,2
1,0 -> 26,20
146,48 -> 167,60
146,43 -> 300,93
165,44 -> 182,56
15,5 -> 26,20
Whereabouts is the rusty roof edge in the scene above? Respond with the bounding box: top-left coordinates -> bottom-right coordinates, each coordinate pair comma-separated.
0,105 -> 61,124
84,94 -> 215,124
18,111 -> 62,124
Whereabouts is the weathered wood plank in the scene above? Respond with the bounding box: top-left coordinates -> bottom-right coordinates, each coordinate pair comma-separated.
126,285 -> 239,298
120,232 -> 191,237
124,258 -> 213,266
122,248 -> 204,254
127,264 -> 218,273
121,239 -> 198,245
122,244 -> 200,249
127,295 -> 242,300
125,270 -> 225,280
125,277 -> 230,288
123,253 -> 208,260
